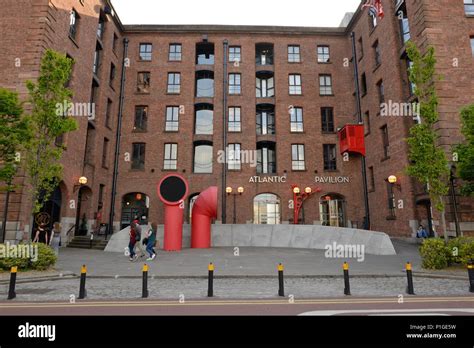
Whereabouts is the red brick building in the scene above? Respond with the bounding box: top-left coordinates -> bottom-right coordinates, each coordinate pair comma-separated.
0,0 -> 473,243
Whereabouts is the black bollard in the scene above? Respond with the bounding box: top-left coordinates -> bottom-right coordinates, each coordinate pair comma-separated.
406,262 -> 415,295
78,265 -> 87,299
278,263 -> 285,297
142,264 -> 149,298
468,261 -> 474,293
208,263 -> 214,297
7,266 -> 17,300
343,262 -> 351,296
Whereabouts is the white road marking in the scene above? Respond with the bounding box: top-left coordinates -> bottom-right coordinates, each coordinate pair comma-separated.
299,308 -> 474,316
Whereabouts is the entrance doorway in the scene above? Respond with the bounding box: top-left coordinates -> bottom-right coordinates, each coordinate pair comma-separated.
319,193 -> 346,227
121,193 -> 149,229
31,185 -> 62,238
253,193 -> 281,224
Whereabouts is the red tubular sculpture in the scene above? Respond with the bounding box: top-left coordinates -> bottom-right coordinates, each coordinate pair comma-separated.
157,174 -> 188,251
191,186 -> 218,249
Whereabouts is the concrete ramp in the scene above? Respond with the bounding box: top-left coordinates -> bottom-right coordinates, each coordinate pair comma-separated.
105,224 -> 396,255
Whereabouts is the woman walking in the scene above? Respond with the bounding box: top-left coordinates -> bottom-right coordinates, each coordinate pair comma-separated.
49,222 -> 62,256
145,222 -> 157,261
33,224 -> 49,245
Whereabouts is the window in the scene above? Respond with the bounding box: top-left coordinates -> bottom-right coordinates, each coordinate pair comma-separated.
256,141 -> 276,174
381,125 -> 389,159
169,44 -> 182,61
90,80 -> 98,106
358,37 -> 364,58
369,11 -> 377,29
195,70 -> 214,97
466,0 -> 474,15
256,72 -> 274,98
69,9 -> 79,40
323,144 -> 337,171
373,40 -> 381,66
196,42 -> 214,65
137,72 -> 150,93
132,143 -> 146,170
317,45 -> 330,63
105,99 -> 112,128
288,45 -> 300,63
113,33 -> 118,52
109,63 -> 116,87
319,75 -> 333,95
228,107 -> 241,132
256,105 -> 275,135
321,107 -> 334,133
256,43 -> 274,65
167,73 -> 181,94
386,181 -> 396,218
377,80 -> 385,104
364,111 -> 371,135
398,2 -> 411,44
139,43 -> 152,61
65,54 -> 74,88
229,73 -> 241,94
229,46 -> 241,63
227,143 -> 241,170
164,143 -> 178,170
290,107 -> 303,132
165,106 -> 179,131
97,14 -> 105,40
291,144 -> 305,171
361,73 -> 367,96
471,37 -> 474,56
98,184 -> 105,210
407,59 -> 416,95
134,106 -> 148,131
195,104 -> 213,135
102,138 -> 109,168
369,166 -> 375,191
93,46 -> 101,75
253,193 -> 280,224
289,74 -> 302,95
193,141 -> 213,173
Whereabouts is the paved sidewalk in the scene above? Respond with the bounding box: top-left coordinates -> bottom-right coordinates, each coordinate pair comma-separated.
50,240 -> 423,278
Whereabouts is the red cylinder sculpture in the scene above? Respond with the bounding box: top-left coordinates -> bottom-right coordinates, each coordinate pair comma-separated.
157,174 -> 188,251
191,186 -> 218,249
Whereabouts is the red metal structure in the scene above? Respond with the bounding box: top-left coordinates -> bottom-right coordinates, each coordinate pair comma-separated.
338,124 -> 366,157
157,174 -> 188,251
191,186 -> 218,249
292,185 -> 322,224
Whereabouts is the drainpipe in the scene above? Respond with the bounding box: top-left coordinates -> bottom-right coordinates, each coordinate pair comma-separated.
107,37 -> 128,239
222,39 -> 229,224
191,186 -> 218,248
350,31 -> 371,230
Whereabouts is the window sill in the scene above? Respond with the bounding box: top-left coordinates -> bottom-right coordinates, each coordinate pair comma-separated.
288,61 -> 301,64
358,55 -> 364,62
68,35 -> 79,48
168,59 -> 182,63
102,165 -> 109,170
292,169 -> 307,172
132,129 -> 147,133
319,94 -> 335,97
228,93 -> 242,96
164,130 -> 179,133
386,216 -> 397,221
289,93 -> 303,96
373,63 -> 381,73
137,59 -> 152,63
166,92 -> 181,95
322,131 -> 337,135
162,168 -> 178,172
368,189 -> 375,193
317,61 -> 332,64
324,169 -> 339,173
381,156 -> 391,162
361,92 -> 367,98
290,131 -> 305,134
135,91 -> 150,95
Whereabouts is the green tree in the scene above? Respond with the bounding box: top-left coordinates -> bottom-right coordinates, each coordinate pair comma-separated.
0,88 -> 30,188
24,49 -> 77,214
455,105 -> 474,196
405,41 -> 450,241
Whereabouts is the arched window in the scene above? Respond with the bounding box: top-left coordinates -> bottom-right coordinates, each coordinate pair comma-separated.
195,70 -> 214,97
253,193 -> 280,224
319,193 -> 346,227
193,141 -> 213,173
195,104 -> 214,135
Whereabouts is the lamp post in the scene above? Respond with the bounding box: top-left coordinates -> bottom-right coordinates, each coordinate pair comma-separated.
386,175 -> 401,219
226,186 -> 244,224
292,185 -> 321,224
73,176 -> 88,236
449,164 -> 461,237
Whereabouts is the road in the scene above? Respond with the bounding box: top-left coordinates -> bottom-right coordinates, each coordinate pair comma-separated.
1,296 -> 473,315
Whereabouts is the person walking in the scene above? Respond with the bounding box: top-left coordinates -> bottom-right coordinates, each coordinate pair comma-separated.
49,222 -> 62,256
145,222 -> 157,261
133,220 -> 146,258
128,222 -> 138,261
33,224 -> 49,245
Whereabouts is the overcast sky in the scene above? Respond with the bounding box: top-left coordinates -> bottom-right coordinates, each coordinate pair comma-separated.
111,0 -> 362,27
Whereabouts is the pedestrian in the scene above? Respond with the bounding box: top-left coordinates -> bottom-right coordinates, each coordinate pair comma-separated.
145,222 -> 157,261
128,222 -> 138,261
49,222 -> 61,256
133,219 -> 146,258
416,224 -> 428,238
33,224 -> 49,245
